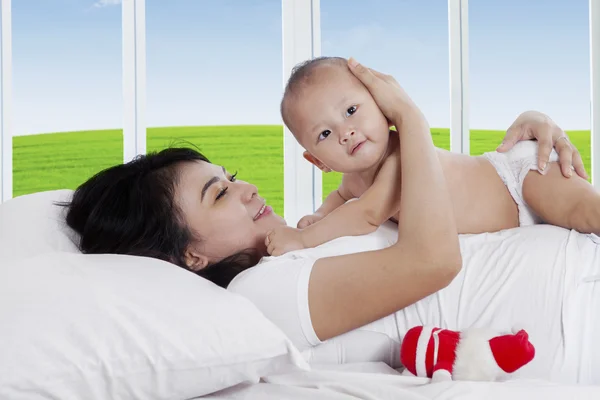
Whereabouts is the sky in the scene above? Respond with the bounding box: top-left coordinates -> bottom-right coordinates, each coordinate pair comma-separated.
2,0 -> 592,135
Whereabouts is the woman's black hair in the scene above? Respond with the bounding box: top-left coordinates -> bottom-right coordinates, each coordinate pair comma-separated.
59,146 -> 260,288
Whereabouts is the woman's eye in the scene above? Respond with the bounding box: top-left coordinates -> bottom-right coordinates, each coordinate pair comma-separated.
346,105 -> 357,117
216,187 -> 228,200
216,172 -> 237,200
318,130 -> 331,141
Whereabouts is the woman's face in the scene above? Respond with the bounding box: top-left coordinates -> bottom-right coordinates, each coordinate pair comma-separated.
175,160 -> 286,270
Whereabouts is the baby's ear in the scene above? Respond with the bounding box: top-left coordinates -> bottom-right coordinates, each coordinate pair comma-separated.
303,151 -> 332,172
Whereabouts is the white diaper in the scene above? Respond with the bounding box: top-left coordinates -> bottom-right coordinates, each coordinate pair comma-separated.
482,140 -> 559,226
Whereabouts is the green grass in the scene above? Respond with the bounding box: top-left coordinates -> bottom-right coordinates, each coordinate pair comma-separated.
13,126 -> 592,216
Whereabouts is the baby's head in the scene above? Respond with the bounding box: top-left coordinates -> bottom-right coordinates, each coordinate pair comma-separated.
281,56 -> 391,174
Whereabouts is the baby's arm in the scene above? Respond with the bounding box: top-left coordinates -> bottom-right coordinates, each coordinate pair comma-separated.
320,188 -> 350,214
297,181 -> 353,228
300,150 -> 402,248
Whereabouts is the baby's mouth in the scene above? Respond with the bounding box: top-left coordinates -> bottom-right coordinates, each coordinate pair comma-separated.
350,141 -> 365,155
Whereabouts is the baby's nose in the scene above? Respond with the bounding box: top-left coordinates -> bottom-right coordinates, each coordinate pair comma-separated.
340,130 -> 355,142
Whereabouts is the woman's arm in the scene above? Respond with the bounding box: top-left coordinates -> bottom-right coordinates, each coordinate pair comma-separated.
307,59 -> 461,341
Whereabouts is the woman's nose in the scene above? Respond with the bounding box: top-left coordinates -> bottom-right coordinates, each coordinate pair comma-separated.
240,182 -> 258,203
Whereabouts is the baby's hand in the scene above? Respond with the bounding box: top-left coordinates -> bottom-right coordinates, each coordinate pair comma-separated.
265,226 -> 307,256
297,212 -> 324,229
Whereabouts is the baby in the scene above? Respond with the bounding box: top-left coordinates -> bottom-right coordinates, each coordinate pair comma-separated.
266,56 -> 599,256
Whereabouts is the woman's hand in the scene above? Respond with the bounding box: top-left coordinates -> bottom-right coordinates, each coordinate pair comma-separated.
497,110 -> 587,179
347,57 -> 425,127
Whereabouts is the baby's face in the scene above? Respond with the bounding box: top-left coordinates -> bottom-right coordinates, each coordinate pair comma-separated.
285,65 -> 391,173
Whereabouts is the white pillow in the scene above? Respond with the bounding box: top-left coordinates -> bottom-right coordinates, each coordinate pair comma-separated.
0,252 -> 308,399
0,190 -> 309,398
0,189 -> 79,264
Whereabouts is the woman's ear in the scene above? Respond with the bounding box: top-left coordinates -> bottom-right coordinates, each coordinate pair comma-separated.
184,248 -> 210,272
303,151 -> 332,173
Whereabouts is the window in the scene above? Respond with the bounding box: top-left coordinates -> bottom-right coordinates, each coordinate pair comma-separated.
469,0 -> 590,177
146,0 -> 284,214
12,0 -> 122,196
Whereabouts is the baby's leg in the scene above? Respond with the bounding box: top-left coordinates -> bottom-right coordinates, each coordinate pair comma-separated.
522,163 -> 600,234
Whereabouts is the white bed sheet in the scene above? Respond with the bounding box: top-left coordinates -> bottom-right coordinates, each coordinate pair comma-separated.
202,362 -> 600,400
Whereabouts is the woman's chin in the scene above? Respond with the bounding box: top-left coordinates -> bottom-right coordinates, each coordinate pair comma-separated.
256,211 -> 286,229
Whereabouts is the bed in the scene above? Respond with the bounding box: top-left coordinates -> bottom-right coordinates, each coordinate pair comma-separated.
204,362 -> 600,400
1,190 -> 600,399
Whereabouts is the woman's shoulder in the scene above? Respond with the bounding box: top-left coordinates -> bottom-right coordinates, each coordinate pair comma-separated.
227,250 -> 321,350
298,221 -> 398,259
228,222 -> 397,309
227,251 -> 313,294
235,220 -> 398,282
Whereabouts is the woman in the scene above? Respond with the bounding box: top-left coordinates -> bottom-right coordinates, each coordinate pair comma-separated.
64,60 -> 594,383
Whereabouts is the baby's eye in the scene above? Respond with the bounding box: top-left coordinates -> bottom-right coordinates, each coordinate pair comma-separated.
346,106 -> 357,117
318,130 -> 331,141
